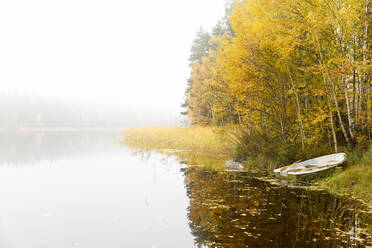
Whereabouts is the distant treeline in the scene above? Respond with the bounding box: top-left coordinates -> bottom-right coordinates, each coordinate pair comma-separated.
0,131 -> 115,166
183,0 -> 371,157
0,93 -> 180,128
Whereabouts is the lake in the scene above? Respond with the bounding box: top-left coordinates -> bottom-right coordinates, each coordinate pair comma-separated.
0,131 -> 370,247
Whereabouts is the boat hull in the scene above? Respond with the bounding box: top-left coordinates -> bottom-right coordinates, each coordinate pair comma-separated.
273,153 -> 346,176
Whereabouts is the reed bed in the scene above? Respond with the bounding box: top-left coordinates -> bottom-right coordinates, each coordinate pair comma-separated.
122,126 -> 372,204
122,126 -> 235,169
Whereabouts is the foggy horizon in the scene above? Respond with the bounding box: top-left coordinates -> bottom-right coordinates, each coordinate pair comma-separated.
0,92 -> 185,128
0,0 -> 227,127
0,0 -> 370,247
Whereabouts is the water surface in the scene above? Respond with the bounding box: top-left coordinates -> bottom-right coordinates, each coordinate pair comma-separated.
184,167 -> 371,247
0,131 -> 370,247
0,131 -> 194,248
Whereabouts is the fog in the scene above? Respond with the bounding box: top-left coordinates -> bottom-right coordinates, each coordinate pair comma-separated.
0,0 -> 226,127
0,93 -> 185,128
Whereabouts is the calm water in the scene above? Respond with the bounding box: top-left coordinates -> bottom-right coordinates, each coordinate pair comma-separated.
0,131 -> 370,248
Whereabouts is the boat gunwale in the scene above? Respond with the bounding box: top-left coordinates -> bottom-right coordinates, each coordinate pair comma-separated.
273,153 -> 346,175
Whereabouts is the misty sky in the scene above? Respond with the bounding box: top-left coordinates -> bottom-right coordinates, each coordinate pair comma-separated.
0,0 -> 226,113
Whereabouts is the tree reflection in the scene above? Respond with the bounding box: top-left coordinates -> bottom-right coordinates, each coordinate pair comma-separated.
183,167 -> 371,248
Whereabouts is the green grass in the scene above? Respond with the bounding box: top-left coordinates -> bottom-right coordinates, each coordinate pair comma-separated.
122,126 -> 235,169
320,146 -> 372,204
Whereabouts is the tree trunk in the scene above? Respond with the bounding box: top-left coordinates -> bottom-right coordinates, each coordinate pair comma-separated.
313,30 -> 351,146
341,65 -> 356,144
352,60 -> 356,122
286,62 -> 305,151
322,72 -> 338,152
362,0 -> 369,134
329,110 -> 338,152
277,108 -> 287,144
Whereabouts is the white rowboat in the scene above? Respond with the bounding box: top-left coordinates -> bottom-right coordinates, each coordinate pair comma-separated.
273,153 -> 346,176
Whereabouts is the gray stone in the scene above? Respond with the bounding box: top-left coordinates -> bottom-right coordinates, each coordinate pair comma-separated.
224,160 -> 245,171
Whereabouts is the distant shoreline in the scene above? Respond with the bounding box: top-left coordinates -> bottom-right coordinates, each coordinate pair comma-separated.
0,127 -> 125,132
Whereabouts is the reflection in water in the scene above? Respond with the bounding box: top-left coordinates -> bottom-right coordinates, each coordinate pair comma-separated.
0,130 -> 119,166
183,167 -> 372,248
0,132 -> 370,247
0,131 -> 194,248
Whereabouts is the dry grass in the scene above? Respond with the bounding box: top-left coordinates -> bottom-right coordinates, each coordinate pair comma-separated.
122,126 -> 235,169
122,126 -> 372,204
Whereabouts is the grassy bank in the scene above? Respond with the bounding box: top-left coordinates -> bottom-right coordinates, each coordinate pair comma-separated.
320,147 -> 372,204
122,126 -> 234,169
122,126 -> 372,204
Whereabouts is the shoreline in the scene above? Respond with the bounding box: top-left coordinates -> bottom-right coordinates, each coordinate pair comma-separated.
122,126 -> 372,206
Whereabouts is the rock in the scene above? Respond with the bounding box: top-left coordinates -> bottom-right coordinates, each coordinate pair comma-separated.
224,160 -> 245,171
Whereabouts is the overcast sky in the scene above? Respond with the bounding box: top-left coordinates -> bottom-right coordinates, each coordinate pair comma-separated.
0,0 -> 226,113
